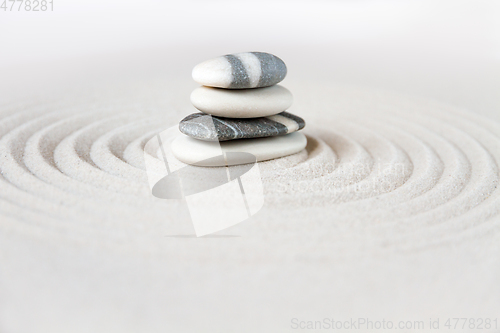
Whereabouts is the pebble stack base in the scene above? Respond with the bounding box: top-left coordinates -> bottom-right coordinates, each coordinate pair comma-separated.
170,132 -> 307,167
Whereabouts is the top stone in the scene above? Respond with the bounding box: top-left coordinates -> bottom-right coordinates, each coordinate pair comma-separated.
192,52 -> 287,89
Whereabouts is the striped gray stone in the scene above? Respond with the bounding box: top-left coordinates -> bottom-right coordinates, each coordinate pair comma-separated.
179,111 -> 305,141
192,52 -> 287,89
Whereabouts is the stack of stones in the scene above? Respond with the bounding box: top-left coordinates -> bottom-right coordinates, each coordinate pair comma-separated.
171,52 -> 307,167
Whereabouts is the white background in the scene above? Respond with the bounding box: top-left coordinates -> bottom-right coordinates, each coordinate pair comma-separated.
0,0 -> 499,118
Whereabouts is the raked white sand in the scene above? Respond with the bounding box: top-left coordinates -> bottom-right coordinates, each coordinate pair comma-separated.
0,78 -> 499,332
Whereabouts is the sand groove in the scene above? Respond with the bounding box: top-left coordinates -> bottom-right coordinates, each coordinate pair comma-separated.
0,84 -> 499,252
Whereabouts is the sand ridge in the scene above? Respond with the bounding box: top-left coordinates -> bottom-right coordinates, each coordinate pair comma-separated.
1,81 -> 499,331
0,81 -> 499,253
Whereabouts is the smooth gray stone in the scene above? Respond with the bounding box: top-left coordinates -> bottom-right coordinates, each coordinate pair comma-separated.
179,111 -> 305,141
192,52 -> 287,89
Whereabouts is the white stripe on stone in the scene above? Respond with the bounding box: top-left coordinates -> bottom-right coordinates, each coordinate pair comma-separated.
266,114 -> 299,134
235,52 -> 262,88
192,57 -> 233,88
215,117 -> 240,135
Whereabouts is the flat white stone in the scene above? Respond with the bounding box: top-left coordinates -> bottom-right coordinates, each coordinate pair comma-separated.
171,132 -> 307,166
190,85 -> 293,118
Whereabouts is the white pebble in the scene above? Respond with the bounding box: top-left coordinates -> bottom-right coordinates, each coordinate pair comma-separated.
190,85 -> 293,118
171,132 -> 307,166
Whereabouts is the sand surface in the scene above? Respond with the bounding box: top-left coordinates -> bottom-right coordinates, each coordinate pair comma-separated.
1,76 -> 499,332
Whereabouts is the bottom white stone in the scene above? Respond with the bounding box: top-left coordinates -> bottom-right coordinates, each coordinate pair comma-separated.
171,132 -> 307,167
